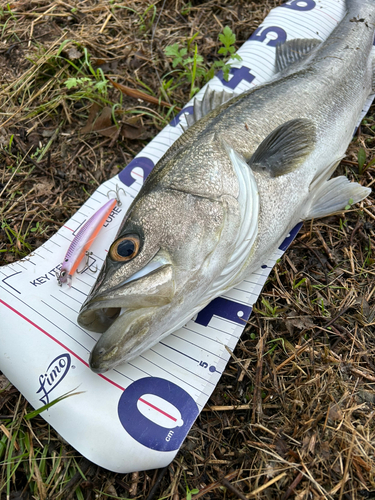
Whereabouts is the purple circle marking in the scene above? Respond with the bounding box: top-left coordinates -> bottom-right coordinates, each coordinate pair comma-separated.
118,377 -> 199,452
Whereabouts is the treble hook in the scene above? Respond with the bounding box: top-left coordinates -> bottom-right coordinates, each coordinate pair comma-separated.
77,251 -> 98,274
107,184 -> 126,206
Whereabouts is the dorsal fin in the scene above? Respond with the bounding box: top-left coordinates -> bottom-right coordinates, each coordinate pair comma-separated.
276,39 -> 321,73
248,118 -> 316,177
184,86 -> 237,129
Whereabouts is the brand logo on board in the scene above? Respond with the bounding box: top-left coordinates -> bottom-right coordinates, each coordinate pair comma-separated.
36,353 -> 71,405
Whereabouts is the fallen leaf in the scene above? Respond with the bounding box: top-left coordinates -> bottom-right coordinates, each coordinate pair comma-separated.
81,105 -> 115,136
358,390 -> 375,404
328,403 -> 343,422
81,104 -> 152,141
129,50 -> 147,70
34,180 -> 54,196
93,59 -> 118,72
320,441 -> 331,459
285,316 -> 315,332
121,121 -> 147,140
65,47 -> 83,60
275,438 -> 288,458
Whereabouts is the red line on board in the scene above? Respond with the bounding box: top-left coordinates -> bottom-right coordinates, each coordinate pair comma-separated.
320,11 -> 339,23
64,226 -> 73,232
139,397 -> 177,422
0,299 -> 125,391
133,171 -> 143,178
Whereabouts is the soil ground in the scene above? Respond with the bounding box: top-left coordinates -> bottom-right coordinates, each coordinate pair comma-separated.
1,0 -> 375,499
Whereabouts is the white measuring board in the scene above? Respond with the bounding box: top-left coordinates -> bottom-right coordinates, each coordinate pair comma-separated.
0,0 -> 372,473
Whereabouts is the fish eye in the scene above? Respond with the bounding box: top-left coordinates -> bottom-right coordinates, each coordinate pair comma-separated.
109,234 -> 140,262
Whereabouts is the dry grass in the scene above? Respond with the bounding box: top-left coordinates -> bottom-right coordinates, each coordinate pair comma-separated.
1,0 -> 375,499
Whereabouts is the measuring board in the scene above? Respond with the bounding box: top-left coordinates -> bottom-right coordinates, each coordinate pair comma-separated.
0,0 -> 372,473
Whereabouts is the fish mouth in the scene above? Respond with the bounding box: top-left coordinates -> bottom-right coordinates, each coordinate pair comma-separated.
88,306 -> 158,373
77,258 -> 176,372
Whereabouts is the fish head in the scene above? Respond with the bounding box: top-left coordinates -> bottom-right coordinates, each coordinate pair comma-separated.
78,177 -> 237,373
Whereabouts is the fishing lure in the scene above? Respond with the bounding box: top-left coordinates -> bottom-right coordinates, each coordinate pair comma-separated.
57,196 -> 120,287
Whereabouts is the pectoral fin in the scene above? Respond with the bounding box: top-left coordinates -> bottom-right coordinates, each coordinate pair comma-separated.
248,118 -> 316,177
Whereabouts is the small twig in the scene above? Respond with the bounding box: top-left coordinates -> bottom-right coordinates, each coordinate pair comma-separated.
99,12 -> 112,33
203,403 -> 280,411
247,472 -> 286,497
221,478 -> 248,500
145,466 -> 169,500
252,325 -> 267,423
350,367 -> 375,382
350,218 -> 363,246
281,471 -> 304,500
129,471 -> 139,497
323,304 -> 353,329
315,228 -> 337,263
12,135 -> 47,175
0,147 -> 31,198
188,471 -> 238,500
107,77 -> 181,110
339,433 -> 355,500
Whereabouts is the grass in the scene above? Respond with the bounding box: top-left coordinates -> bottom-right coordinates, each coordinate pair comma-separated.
163,26 -> 242,99
1,0 -> 375,498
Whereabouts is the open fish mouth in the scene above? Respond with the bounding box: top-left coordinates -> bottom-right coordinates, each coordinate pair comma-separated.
87,306 -> 159,373
77,260 -> 176,372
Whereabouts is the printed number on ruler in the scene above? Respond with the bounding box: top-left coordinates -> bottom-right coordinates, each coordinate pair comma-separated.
195,297 -> 252,326
217,67 -> 256,90
119,157 -> 155,187
118,377 -> 199,452
250,26 -> 287,46
280,0 -> 316,10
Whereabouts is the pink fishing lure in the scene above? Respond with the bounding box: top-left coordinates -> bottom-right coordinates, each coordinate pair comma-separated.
57,198 -> 117,286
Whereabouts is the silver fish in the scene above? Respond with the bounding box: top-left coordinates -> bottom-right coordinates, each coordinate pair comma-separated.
78,0 -> 373,373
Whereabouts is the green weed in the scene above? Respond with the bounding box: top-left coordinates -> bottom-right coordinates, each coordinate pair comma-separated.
266,338 -> 287,356
292,277 -> 306,289
311,297 -> 330,317
65,75 -> 108,98
164,34 -> 205,99
24,389 -> 84,421
358,147 -> 366,175
0,220 -> 32,257
344,197 -> 354,210
181,2 -> 192,16
138,4 -> 156,33
163,26 -> 242,99
357,147 -> 375,175
183,472 -> 199,500
30,221 -> 49,236
208,26 -> 242,81
254,297 -> 280,317
17,42 -> 114,121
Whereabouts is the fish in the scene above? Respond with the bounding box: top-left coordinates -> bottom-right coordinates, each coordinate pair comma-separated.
78,0 -> 373,373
